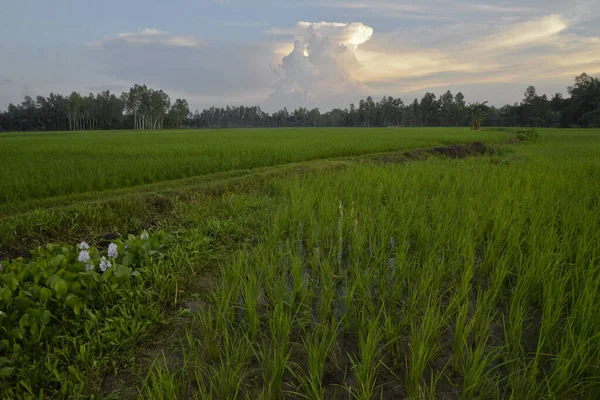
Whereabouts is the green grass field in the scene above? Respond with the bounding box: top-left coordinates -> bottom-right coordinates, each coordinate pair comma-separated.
0,128 -> 599,398
0,128 -> 508,204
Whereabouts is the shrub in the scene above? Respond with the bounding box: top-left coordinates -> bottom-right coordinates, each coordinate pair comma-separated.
515,128 -> 540,142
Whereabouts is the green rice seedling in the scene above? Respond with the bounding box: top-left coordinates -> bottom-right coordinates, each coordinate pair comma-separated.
469,290 -> 498,355
266,273 -> 288,317
208,342 -> 251,399
292,321 -> 341,399
547,334 -> 588,397
545,270 -> 600,397
486,260 -> 511,307
451,299 -> 473,373
538,268 -> 568,357
420,368 -> 448,400
503,294 -> 528,361
460,332 -> 500,399
405,265 -> 439,321
456,245 -> 475,305
337,200 -> 345,276
342,276 -> 359,335
349,311 -> 384,400
212,281 -> 238,339
503,357 -> 547,399
316,259 -> 336,324
240,260 -> 262,341
140,353 -> 186,400
406,299 -> 444,397
289,253 -> 312,330
197,307 -> 220,362
190,367 -> 212,400
351,263 -> 380,320
193,318 -> 253,400
382,308 -> 405,371
260,302 -> 293,399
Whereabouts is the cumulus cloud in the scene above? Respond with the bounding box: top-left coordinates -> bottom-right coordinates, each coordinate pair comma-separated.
265,21 -> 373,110
81,15 -> 600,112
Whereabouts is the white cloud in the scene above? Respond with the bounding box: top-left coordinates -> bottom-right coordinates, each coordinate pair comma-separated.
81,14 -> 600,112
95,28 -> 207,48
6,0 -> 597,115
339,12 -> 600,103
485,14 -> 567,48
265,21 -> 373,110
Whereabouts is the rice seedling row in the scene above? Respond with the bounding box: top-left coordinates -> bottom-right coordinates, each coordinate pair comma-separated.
1,128 -> 598,398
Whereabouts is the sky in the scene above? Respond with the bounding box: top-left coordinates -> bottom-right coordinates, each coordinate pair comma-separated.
1,0 -> 599,112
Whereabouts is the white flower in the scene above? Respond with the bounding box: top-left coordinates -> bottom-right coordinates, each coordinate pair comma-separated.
0,310 -> 4,316
78,241 -> 90,250
78,250 -> 90,263
79,250 -> 93,271
99,256 -> 111,272
141,231 -> 149,240
108,243 -> 119,259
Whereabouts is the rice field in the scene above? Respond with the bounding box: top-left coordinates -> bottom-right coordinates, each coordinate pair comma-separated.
0,128 -> 507,204
137,129 -> 600,398
0,128 -> 599,398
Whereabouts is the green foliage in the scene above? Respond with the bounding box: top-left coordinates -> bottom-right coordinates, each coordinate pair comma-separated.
466,101 -> 491,130
2,73 -> 599,132
0,231 -> 175,396
516,128 -> 540,142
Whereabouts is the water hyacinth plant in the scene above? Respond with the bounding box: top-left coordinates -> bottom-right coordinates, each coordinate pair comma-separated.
99,256 -> 111,272
108,243 -> 119,259
0,230 -> 177,396
77,250 -> 90,263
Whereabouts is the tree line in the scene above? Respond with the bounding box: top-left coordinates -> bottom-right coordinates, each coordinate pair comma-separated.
1,73 -> 598,131
0,84 -> 190,132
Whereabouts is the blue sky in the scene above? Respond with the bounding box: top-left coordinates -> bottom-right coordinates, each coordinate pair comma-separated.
2,0 -> 599,111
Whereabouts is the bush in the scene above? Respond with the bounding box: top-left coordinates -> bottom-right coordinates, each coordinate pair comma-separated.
515,128 -> 540,142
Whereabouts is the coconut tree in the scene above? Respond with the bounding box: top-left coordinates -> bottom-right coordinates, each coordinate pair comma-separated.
467,101 -> 491,130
